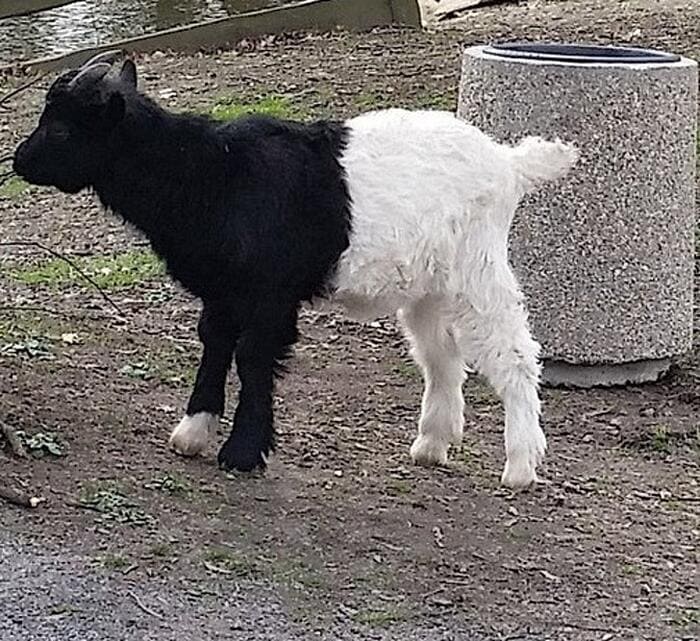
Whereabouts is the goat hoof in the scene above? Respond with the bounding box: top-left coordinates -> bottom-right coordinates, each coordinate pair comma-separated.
169,412 -> 218,457
410,434 -> 449,466
501,432 -> 546,490
217,438 -> 269,473
500,461 -> 536,490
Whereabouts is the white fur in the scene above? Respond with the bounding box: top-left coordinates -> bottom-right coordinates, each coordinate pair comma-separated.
334,109 -> 577,489
169,412 -> 219,457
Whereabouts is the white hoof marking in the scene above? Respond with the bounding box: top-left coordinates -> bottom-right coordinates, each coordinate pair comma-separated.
168,412 -> 219,457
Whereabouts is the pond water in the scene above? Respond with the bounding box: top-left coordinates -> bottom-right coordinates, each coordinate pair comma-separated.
0,0 -> 290,64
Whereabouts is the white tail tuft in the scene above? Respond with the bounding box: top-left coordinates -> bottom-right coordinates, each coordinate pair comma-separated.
510,136 -> 579,192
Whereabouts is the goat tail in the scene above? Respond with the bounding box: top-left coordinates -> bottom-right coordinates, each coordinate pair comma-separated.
510,136 -> 579,192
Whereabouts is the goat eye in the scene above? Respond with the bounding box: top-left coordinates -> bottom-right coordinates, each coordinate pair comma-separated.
48,124 -> 72,141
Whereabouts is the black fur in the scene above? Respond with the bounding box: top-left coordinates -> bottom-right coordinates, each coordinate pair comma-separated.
14,60 -> 351,471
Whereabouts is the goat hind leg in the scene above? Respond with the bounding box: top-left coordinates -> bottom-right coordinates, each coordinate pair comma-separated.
456,292 -> 545,489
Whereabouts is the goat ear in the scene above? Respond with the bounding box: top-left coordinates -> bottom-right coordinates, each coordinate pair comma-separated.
119,60 -> 137,88
102,92 -> 125,128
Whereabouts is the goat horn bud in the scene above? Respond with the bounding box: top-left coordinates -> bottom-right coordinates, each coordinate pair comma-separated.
69,62 -> 112,88
78,49 -> 124,70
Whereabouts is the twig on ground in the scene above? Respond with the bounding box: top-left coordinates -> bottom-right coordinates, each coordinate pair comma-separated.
0,482 -> 44,508
64,500 -> 102,513
0,422 -> 26,457
203,560 -> 233,575
0,73 -> 48,108
0,241 -> 125,317
128,591 -> 164,619
442,578 -> 472,586
421,586 -> 447,600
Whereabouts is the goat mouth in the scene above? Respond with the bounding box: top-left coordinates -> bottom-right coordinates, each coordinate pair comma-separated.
12,167 -> 82,194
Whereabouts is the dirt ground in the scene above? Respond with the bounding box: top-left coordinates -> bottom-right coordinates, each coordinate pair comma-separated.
1,1 -> 698,640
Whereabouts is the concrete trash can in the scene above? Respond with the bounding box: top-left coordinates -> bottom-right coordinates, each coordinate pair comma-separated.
457,43 -> 698,387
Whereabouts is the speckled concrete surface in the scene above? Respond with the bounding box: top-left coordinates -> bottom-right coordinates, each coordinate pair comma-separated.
457,46 -> 698,376
0,532 -> 492,641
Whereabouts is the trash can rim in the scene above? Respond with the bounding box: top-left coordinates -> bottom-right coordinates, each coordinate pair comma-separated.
478,42 -> 683,66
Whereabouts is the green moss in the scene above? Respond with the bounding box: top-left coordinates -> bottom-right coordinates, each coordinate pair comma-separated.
9,249 -> 164,290
0,177 -> 29,199
145,472 -> 193,496
79,481 -> 153,527
98,553 -> 131,570
393,360 -> 420,380
353,607 -> 406,627
203,547 -> 260,578
210,94 -> 303,121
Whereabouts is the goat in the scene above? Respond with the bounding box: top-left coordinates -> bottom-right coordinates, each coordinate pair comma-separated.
13,54 -> 578,489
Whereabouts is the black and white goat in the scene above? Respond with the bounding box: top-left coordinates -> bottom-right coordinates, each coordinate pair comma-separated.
14,54 -> 578,488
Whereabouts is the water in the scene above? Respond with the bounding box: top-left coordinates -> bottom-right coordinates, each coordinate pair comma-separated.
0,0 -> 289,64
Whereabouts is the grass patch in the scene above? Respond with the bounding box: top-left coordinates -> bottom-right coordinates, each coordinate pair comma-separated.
148,542 -> 176,559
465,378 -> 499,406
0,176 -> 29,199
203,547 -> 260,578
623,424 -> 698,455
272,558 -> 327,591
98,553 -> 131,570
154,348 -> 199,387
210,94 -> 304,122
119,350 -> 198,388
79,481 -> 153,527
353,607 -> 406,628
414,92 -> 456,111
671,607 -> 699,629
353,91 -> 455,114
0,315 -> 90,361
353,91 -> 392,112
0,315 -> 65,340
386,479 -> 412,496
9,249 -> 164,290
119,361 -> 157,381
651,424 -> 671,453
393,360 -> 420,381
620,563 -> 643,576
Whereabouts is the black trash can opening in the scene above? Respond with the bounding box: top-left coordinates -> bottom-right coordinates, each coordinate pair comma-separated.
483,43 -> 681,65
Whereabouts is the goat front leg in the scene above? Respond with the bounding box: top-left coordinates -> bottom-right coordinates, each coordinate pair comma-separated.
398,297 -> 466,466
217,305 -> 298,472
169,303 -> 239,457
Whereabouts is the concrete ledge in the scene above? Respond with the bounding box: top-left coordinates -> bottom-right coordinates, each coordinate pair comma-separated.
4,0 -> 422,73
0,0 -> 79,19
542,358 -> 672,388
